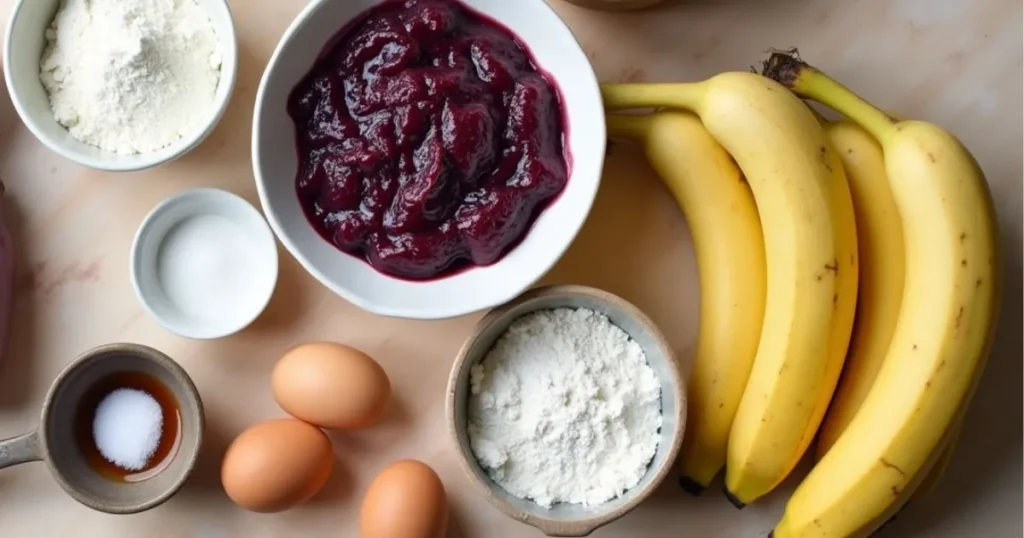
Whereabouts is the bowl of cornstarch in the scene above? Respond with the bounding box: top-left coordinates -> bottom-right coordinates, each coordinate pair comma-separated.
0,343 -> 204,514
3,0 -> 237,171
445,285 -> 686,537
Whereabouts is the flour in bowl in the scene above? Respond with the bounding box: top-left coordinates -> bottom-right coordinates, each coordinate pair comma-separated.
40,0 -> 223,154
467,307 -> 663,508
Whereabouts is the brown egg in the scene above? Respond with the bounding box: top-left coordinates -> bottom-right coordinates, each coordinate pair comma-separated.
220,418 -> 333,512
360,460 -> 448,538
272,342 -> 391,429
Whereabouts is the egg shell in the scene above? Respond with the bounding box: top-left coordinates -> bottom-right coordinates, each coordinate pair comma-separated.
360,460 -> 448,538
221,418 -> 333,513
272,342 -> 391,429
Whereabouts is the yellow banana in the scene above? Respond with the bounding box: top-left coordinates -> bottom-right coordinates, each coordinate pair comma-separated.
845,403 -> 966,538
821,118 -> 963,505
912,414 -> 963,500
601,73 -> 859,506
762,52 -> 1001,538
604,111 -> 767,493
815,120 -> 905,459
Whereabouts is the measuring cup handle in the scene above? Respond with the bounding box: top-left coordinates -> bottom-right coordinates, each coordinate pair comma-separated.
0,430 -> 41,469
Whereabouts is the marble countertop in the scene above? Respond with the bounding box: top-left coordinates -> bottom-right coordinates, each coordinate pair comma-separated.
0,0 -> 1020,536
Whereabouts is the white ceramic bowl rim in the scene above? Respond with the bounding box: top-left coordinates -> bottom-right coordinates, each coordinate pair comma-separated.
129,188 -> 280,340
252,0 -> 606,320
2,0 -> 239,172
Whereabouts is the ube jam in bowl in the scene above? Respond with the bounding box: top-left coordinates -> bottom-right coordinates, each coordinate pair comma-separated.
290,0 -> 570,281
253,0 -> 605,319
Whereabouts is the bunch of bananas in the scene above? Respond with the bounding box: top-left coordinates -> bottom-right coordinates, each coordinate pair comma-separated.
601,51 -> 1001,537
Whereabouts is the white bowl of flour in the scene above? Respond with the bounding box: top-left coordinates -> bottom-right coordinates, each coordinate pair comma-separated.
4,0 -> 237,171
446,285 -> 686,537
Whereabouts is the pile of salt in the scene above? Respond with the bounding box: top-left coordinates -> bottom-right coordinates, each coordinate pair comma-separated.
92,388 -> 164,471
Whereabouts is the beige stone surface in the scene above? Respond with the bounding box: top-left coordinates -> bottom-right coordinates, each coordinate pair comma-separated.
0,0 -> 1019,536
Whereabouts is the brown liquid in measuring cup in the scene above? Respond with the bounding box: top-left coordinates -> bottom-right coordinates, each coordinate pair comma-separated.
74,371 -> 182,482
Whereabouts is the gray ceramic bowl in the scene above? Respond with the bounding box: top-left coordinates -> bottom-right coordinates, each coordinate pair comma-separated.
446,285 -> 686,537
0,343 -> 204,514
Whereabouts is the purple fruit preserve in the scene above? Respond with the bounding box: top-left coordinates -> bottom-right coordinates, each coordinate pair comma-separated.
288,0 -> 570,280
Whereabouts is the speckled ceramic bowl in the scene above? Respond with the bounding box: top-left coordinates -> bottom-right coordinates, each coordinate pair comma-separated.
446,285 -> 686,537
0,343 -> 204,514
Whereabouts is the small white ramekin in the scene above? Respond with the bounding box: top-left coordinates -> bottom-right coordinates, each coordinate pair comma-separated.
130,188 -> 279,340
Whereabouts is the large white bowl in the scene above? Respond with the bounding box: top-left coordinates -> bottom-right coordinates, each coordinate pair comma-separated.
3,0 -> 238,172
252,0 -> 605,320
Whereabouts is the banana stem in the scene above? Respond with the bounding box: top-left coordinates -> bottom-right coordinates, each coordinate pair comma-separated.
761,51 -> 897,143
605,114 -> 654,142
601,83 -> 706,112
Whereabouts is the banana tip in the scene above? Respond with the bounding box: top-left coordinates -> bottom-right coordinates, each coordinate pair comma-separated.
723,488 -> 746,510
678,476 -> 705,496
